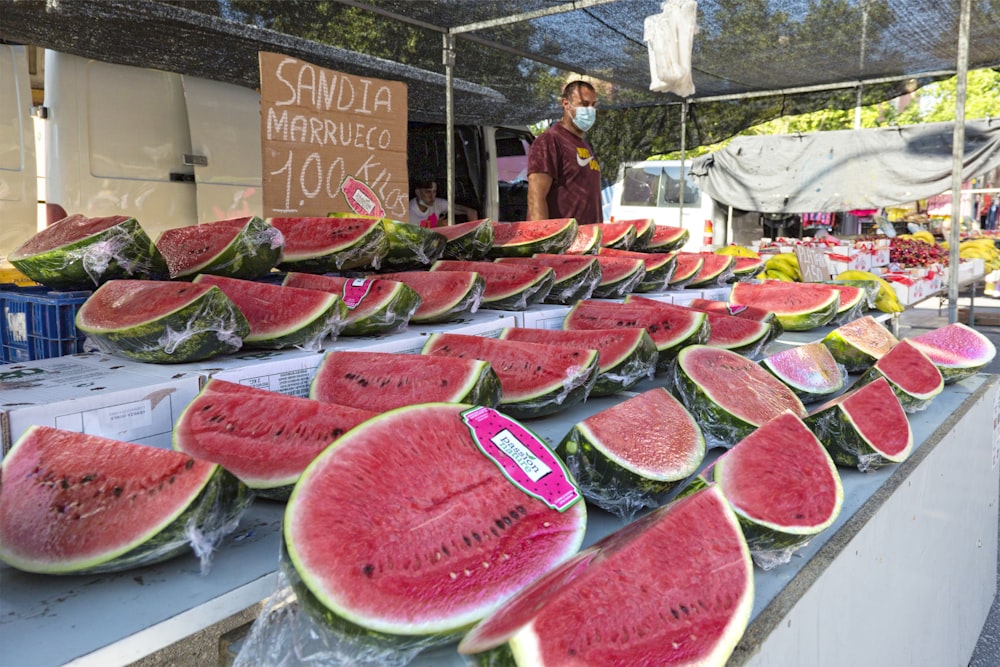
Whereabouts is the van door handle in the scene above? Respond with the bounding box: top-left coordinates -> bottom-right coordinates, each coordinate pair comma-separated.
183,154 -> 208,167
170,172 -> 196,183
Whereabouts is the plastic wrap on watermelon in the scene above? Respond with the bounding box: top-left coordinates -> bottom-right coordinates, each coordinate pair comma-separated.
823,279 -> 881,309
557,439 -> 666,521
378,218 -> 448,270
691,260 -> 736,288
590,355 -> 657,397
594,265 -> 646,299
486,271 -> 556,312
828,298 -> 866,326
200,218 -> 285,279
502,359 -> 599,419
543,262 -> 602,305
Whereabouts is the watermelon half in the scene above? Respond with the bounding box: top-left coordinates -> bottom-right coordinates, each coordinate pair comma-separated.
499,326 -> 657,396
563,223 -> 602,254
674,345 -> 807,447
488,218 -> 578,257
591,255 -> 646,298
431,259 -> 554,310
668,252 -> 704,288
683,252 -> 735,287
173,379 -> 377,499
760,341 -> 847,403
458,484 -> 753,666
730,281 -> 841,331
712,411 -> 844,569
421,333 -> 599,419
825,283 -> 867,324
193,274 -> 347,350
0,426 -> 251,575
9,213 -> 168,290
592,221 -> 637,249
907,322 -> 997,384
377,217 -> 448,270
270,216 -> 388,272
646,224 -> 689,251
155,216 -> 283,280
281,272 -> 421,336
495,254 -> 602,305
806,376 -> 913,471
284,403 -> 588,641
821,314 -> 899,373
688,298 -> 781,327
598,247 -> 677,292
855,339 -> 944,412
310,350 -> 502,412
75,279 -> 250,363
377,270 -> 484,323
436,218 -> 495,260
557,387 -> 706,519
564,299 -> 709,371
618,217 -> 655,249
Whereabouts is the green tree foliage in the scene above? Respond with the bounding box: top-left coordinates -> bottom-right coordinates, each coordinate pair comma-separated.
895,69 -> 1000,124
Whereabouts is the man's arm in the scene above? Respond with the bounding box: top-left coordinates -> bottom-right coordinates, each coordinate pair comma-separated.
527,172 -> 553,221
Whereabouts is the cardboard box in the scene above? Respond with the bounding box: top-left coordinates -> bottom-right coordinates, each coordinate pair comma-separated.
699,286 -> 732,302
0,355 -> 203,455
521,305 -> 571,330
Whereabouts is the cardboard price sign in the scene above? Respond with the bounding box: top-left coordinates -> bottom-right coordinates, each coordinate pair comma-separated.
794,245 -> 831,282
258,51 -> 408,220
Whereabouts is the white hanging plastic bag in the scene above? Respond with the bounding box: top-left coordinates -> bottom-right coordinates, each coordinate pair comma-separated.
644,0 -> 698,97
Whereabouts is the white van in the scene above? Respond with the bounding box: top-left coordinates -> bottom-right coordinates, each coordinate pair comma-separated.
609,159 -> 724,251
0,44 -> 38,254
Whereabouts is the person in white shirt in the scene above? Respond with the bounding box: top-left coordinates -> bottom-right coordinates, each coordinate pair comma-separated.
408,179 -> 478,227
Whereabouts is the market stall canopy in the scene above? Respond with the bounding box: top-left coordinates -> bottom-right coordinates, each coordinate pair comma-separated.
1,0 -> 999,132
688,119 -> 1000,214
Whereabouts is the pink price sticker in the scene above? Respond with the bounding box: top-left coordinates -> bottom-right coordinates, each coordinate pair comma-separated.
462,406 -> 581,511
341,278 -> 374,309
341,175 -> 386,218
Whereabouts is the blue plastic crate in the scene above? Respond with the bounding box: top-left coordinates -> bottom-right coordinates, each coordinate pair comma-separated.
0,286 -> 92,363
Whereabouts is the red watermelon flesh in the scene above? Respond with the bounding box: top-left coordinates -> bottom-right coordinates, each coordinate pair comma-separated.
310,350 -> 501,412
0,426 -> 222,574
864,339 -> 943,409
435,219 -> 490,240
458,484 -> 752,666
688,298 -> 778,324
281,272 -> 419,334
715,411 -> 843,533
826,283 -> 865,312
76,280 -> 216,329
193,274 -> 344,345
268,216 -> 381,259
496,254 -> 598,281
9,213 -> 132,256
592,221 -> 637,249
627,295 -> 772,354
907,322 -> 997,383
731,256 -> 766,277
591,255 -> 645,296
683,252 -> 734,286
285,403 -> 588,636
669,252 -> 704,286
377,270 -> 484,323
646,224 -> 689,251
491,218 -> 574,246
431,259 -> 554,307
760,341 -> 846,400
564,224 -> 602,254
155,216 -> 282,279
809,376 -> 913,461
173,379 -> 376,494
730,281 -> 840,331
617,218 -> 655,248
598,246 -> 676,270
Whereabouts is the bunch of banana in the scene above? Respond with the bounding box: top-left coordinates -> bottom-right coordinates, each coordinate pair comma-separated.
715,245 -> 760,259
761,252 -> 801,281
958,238 -> 1000,271
898,229 -> 937,245
835,269 -> 903,313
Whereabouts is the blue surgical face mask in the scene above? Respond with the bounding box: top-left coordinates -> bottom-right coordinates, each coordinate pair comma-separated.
572,105 -> 596,132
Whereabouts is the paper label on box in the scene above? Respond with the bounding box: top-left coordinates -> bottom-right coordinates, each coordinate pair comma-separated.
82,400 -> 153,434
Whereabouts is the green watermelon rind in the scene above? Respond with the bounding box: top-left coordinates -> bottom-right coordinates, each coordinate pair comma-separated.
600,224 -> 637,250
539,259 -> 602,305
0,460 -> 251,575
275,219 -> 389,272
76,285 -> 251,363
378,219 -> 448,270
556,389 -> 706,517
10,217 -> 168,290
805,384 -> 914,471
854,351 -> 944,413
591,262 -> 646,299
160,216 -> 284,280
646,226 -> 690,252
441,219 -> 496,260
487,219 -> 579,258
820,319 -> 898,373
733,287 -> 840,332
340,282 -> 422,336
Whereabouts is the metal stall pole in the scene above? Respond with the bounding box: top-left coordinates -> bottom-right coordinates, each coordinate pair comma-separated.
948,0 -> 972,324
443,33 -> 457,226
679,100 -> 687,240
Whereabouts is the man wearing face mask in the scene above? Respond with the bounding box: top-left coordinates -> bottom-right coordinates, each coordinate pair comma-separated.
527,80 -> 602,225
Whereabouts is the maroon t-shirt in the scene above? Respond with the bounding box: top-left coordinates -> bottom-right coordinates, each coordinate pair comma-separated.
527,123 -> 602,225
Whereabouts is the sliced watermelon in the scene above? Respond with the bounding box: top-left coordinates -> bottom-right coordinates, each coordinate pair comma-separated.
591,255 -> 646,298
285,403 -> 587,641
458,485 -> 753,666
712,411 -> 844,569
377,270 -> 484,323
806,376 -> 913,471
730,281 -> 841,331
0,426 -> 251,575
556,387 -> 706,519
564,299 -> 709,371
821,315 -> 899,372
598,247 -> 677,292
487,218 -> 579,257
563,223 -> 602,254
626,295 -> 774,358
9,213 -> 168,290
617,218 -> 655,249
730,256 -> 766,281
682,252 -> 735,287
421,333 -> 599,419
688,297 -> 780,326
309,350 -> 502,412
155,216 -> 283,280
495,254 -> 601,304
270,216 -> 388,272
499,326 -> 657,396
430,259 -> 554,310
646,224 -> 689,251
674,345 -> 807,447
193,274 -> 347,350
760,341 -> 847,403
281,273 -> 421,336
377,217 -> 447,269
436,218 -> 495,260
75,279 -> 250,363
855,339 -> 944,412
826,283 -> 867,324
592,220 -> 637,249
907,322 -> 997,384
173,379 -> 376,499
668,252 -> 704,288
